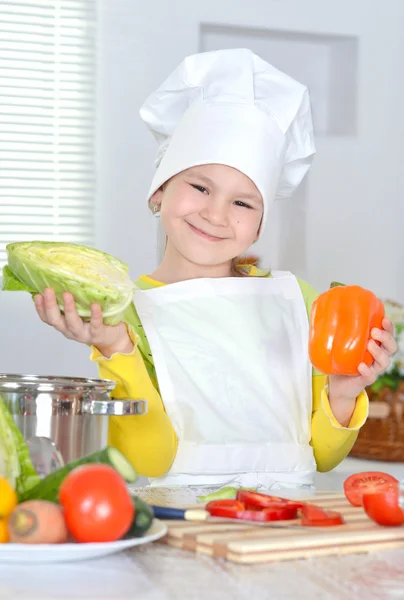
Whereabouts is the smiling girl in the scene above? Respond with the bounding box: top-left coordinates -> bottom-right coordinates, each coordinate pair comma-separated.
34,49 -> 397,490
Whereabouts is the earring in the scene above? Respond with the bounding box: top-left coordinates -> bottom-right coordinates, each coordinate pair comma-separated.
153,203 -> 161,214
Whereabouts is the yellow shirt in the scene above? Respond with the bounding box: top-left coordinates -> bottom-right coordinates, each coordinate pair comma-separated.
91,268 -> 368,478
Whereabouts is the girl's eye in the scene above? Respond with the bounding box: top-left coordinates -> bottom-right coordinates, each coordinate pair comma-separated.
234,200 -> 252,209
191,184 -> 208,194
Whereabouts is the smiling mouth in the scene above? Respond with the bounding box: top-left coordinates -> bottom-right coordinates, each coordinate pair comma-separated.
186,222 -> 226,242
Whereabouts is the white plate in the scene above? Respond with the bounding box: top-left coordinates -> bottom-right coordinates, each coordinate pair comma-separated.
0,519 -> 167,564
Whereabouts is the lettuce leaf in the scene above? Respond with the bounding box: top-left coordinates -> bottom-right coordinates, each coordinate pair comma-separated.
0,397 -> 40,496
2,265 -> 36,293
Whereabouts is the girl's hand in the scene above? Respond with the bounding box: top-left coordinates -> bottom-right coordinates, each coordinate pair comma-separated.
328,317 -> 398,426
34,288 -> 133,358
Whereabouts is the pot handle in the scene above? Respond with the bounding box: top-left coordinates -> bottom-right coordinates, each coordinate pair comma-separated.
82,398 -> 148,416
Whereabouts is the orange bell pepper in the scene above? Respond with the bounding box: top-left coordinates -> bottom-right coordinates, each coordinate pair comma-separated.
309,284 -> 385,375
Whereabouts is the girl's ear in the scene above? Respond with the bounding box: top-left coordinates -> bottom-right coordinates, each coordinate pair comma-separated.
149,188 -> 163,213
151,189 -> 163,205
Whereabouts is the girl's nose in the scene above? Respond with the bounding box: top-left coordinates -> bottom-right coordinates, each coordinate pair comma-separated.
200,197 -> 229,226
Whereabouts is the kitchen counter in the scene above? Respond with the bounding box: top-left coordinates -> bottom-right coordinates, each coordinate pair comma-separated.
314,456 -> 404,491
1,458 -> 404,600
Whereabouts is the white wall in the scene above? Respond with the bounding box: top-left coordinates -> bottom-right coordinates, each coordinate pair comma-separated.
0,293 -> 93,377
1,0 -> 404,377
96,0 -> 404,297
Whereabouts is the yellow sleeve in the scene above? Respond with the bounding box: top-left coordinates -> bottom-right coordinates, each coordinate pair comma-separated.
311,374 -> 369,472
297,277 -> 369,472
90,328 -> 178,478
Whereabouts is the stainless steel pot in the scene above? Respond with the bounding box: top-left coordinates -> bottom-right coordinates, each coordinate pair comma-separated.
0,374 -> 147,470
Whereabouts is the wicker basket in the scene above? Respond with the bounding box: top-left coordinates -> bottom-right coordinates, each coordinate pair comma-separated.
349,381 -> 404,462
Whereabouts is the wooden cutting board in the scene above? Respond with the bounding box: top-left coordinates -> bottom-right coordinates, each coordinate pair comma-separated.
159,494 -> 404,564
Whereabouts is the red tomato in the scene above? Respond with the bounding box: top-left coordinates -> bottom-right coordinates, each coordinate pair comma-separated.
206,499 -> 298,522
344,472 -> 398,507
236,490 -> 303,511
301,504 -> 344,527
363,490 -> 404,527
59,464 -> 134,543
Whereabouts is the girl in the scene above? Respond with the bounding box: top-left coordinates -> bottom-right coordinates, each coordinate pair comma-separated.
34,49 -> 396,490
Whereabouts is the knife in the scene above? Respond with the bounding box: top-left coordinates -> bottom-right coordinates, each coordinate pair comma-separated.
150,505 -> 305,529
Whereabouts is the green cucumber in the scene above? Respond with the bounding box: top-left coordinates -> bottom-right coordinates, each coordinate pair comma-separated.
124,495 -> 154,538
197,486 -> 257,502
18,446 -> 138,503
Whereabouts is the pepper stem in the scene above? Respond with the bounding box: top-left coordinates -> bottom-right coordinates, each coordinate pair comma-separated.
330,281 -> 346,289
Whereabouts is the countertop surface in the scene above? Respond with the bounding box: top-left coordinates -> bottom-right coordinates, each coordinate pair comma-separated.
1,457 -> 404,600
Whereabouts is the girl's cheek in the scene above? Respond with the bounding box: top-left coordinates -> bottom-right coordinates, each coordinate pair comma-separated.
244,212 -> 263,231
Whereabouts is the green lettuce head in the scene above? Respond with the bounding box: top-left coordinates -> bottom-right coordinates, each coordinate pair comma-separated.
2,241 -> 136,326
0,397 -> 40,496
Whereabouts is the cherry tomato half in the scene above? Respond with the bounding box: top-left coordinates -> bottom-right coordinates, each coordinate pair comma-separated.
59,464 -> 134,543
363,490 -> 404,527
343,472 -> 398,507
301,504 -> 344,527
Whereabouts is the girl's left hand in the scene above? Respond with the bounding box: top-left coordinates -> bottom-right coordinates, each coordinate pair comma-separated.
328,317 -> 398,405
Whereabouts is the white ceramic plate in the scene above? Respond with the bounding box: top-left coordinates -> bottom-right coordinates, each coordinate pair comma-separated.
0,519 -> 167,564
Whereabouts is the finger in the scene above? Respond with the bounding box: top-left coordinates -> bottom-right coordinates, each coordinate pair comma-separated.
89,304 -> 105,340
34,294 -> 47,322
357,361 -> 374,380
357,361 -> 378,387
382,317 -> 395,334
89,303 -> 103,329
367,339 -> 391,373
371,328 -> 398,356
42,288 -> 67,331
63,292 -> 85,338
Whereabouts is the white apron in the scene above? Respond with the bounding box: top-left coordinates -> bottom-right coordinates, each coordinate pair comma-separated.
133,271 -> 316,490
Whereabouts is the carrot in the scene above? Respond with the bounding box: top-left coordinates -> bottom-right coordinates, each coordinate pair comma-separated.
8,500 -> 68,544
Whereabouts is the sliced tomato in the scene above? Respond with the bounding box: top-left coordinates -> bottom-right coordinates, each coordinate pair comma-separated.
239,506 -> 298,522
205,500 -> 245,518
344,472 -> 398,507
363,490 -> 404,527
301,504 -> 344,527
236,490 -> 303,511
206,499 -> 298,521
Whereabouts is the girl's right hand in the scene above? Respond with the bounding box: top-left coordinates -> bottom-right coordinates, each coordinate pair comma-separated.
34,288 -> 134,358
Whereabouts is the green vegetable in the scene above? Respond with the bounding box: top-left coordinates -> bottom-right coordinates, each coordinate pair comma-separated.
0,397 -> 40,496
197,486 -> 257,502
19,446 -> 138,503
330,281 -> 346,289
2,265 -> 36,293
3,241 -> 136,326
124,495 -> 154,538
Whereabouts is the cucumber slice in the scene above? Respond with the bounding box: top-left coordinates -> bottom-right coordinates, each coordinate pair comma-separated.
18,446 -> 138,503
106,447 -> 138,483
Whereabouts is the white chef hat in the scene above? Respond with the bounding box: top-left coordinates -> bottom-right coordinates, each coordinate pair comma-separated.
140,48 -> 315,234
